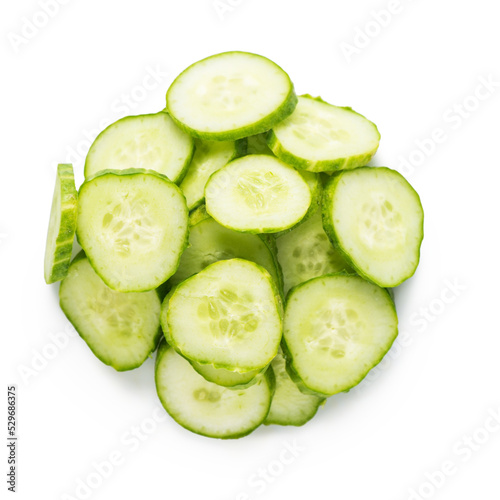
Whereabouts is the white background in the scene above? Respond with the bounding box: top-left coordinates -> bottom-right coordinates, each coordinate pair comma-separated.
2,0 -> 500,499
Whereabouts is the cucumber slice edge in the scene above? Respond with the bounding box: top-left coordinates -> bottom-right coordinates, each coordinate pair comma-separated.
44,163 -> 78,284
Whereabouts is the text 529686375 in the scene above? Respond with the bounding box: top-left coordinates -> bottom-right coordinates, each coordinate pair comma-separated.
7,386 -> 17,493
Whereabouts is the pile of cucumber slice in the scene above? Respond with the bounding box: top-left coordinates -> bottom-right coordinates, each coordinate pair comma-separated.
44,51 -> 424,439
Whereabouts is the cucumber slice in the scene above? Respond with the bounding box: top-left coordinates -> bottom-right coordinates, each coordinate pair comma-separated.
268,95 -> 380,172
283,274 -> 398,397
165,259 -> 283,372
241,136 -> 321,237
44,164 -> 78,284
166,51 -> 297,141
169,206 -> 282,291
205,155 -> 311,233
84,112 -> 194,182
179,139 -> 239,211
265,350 -> 324,426
244,134 -> 322,236
322,167 -> 424,287
77,169 -> 189,292
155,342 -> 275,439
161,291 -> 265,389
60,253 -> 161,371
190,360 -> 264,389
276,211 -> 353,294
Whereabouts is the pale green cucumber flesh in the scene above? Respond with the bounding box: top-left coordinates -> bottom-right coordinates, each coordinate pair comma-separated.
276,211 -> 353,295
268,95 -> 380,172
77,169 -> 189,292
265,350 -> 324,426
165,259 -> 283,372
322,166 -> 424,287
283,274 -> 398,397
59,254 -> 161,371
166,51 -> 297,141
44,164 -> 78,284
205,155 -> 311,233
161,290 -> 265,388
180,139 -> 238,211
84,112 -> 194,182
155,342 -> 274,439
242,134 -> 323,237
169,208 -> 282,291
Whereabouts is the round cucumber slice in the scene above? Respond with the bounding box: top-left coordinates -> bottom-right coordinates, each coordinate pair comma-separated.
240,139 -> 321,237
322,167 -> 424,287
276,211 -> 353,294
60,253 -> 161,371
265,350 -> 324,426
161,290 -> 266,389
268,95 -> 380,172
169,206 -> 282,291
77,169 -> 189,292
205,155 -> 311,233
179,139 -> 239,211
166,51 -> 297,141
155,342 -> 275,439
189,360 -> 264,389
165,259 -> 283,372
84,112 -> 194,182
44,164 -> 78,284
283,274 -> 398,397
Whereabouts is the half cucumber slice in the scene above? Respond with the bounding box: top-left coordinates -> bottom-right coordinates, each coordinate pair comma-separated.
179,139 -> 240,211
77,169 -> 189,292
165,259 -> 283,372
205,155 -> 311,233
283,274 -> 398,397
322,167 -> 424,287
276,211 -> 352,294
60,253 -> 161,371
265,350 -> 324,426
155,342 -> 275,439
166,51 -> 297,141
84,112 -> 194,182
44,164 -> 78,284
268,95 -> 380,172
169,206 -> 282,291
